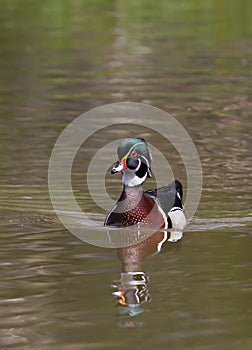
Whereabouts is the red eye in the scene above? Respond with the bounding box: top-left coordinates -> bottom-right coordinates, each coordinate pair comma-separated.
130,150 -> 137,158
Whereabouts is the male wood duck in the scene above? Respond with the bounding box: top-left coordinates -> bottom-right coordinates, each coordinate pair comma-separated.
104,137 -> 186,231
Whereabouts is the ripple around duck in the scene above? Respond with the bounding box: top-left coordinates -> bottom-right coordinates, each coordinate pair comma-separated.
45,209 -> 252,236
188,216 -> 252,231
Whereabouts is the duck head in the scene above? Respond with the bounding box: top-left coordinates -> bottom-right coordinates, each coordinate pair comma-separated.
111,137 -> 152,187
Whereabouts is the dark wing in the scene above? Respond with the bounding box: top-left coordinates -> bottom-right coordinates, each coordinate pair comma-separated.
144,180 -> 183,215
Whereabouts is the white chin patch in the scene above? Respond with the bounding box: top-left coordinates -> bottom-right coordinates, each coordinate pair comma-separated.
122,171 -> 147,186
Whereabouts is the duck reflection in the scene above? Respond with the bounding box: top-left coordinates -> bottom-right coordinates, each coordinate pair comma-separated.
110,229 -> 183,321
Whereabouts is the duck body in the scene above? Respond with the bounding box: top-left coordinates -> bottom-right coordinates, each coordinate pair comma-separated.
104,137 -> 186,231
104,184 -> 166,228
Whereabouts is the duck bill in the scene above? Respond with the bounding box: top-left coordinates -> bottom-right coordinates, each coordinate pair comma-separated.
111,156 -> 127,174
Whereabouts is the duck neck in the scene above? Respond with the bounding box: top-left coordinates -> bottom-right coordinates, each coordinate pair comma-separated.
119,184 -> 143,203
122,170 -> 147,187
124,184 -> 143,193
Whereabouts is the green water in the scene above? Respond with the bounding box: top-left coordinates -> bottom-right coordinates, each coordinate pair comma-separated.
0,1 -> 251,349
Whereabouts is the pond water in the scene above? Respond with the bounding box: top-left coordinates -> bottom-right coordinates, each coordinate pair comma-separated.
0,1 -> 251,349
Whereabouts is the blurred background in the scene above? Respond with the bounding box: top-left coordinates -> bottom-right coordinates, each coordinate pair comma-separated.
0,1 -> 251,349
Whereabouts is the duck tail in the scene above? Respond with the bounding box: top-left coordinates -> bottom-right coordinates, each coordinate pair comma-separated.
174,180 -> 183,201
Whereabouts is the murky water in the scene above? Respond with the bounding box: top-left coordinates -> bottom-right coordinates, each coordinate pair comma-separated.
0,1 -> 251,349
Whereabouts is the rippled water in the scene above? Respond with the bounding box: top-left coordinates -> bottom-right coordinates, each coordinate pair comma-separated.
0,1 -> 252,349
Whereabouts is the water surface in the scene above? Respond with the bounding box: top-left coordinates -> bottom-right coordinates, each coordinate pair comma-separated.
0,1 -> 251,349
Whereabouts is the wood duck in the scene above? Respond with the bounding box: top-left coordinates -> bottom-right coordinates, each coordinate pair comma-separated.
104,137 -> 186,231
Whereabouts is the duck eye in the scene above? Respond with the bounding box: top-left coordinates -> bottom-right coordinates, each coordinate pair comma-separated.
130,150 -> 137,158
126,158 -> 139,170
